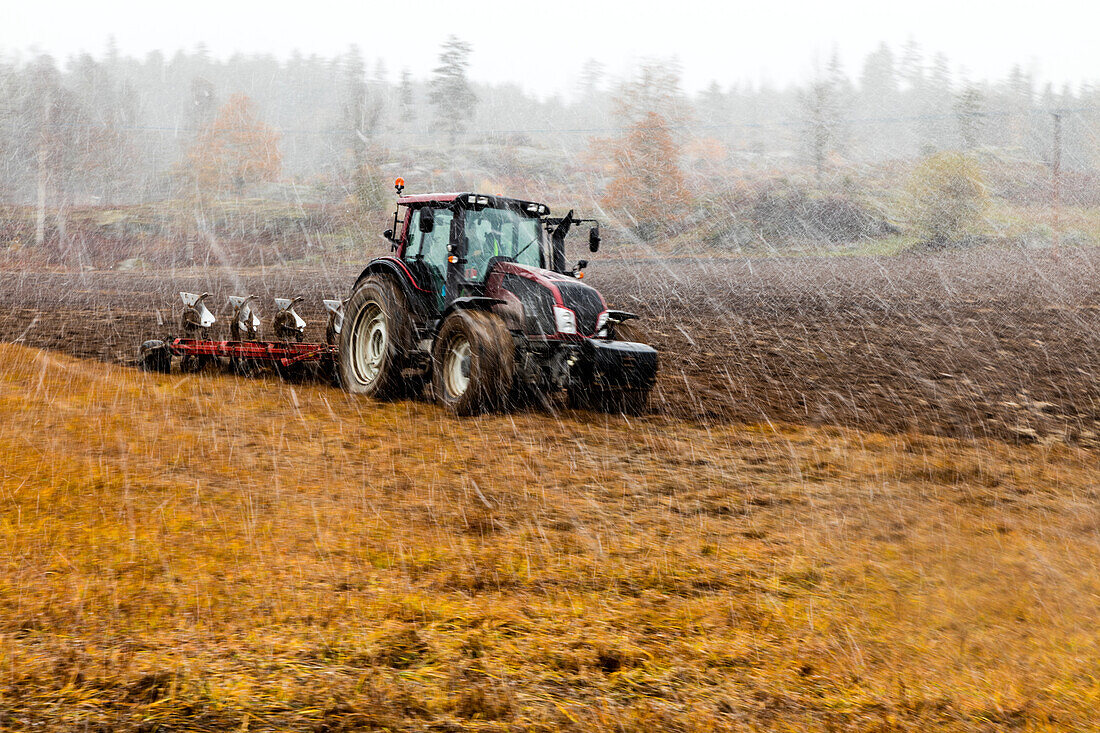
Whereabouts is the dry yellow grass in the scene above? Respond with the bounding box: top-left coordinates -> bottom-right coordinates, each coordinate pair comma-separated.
0,342 -> 1098,731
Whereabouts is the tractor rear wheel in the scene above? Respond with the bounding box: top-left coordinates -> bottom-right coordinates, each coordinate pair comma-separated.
431,310 -> 513,415
337,277 -> 412,397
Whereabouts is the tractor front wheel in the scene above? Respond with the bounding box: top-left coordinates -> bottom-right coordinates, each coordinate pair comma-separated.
337,277 -> 412,397
431,310 -> 513,415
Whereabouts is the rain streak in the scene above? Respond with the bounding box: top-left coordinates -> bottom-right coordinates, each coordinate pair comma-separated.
0,23 -> 1098,733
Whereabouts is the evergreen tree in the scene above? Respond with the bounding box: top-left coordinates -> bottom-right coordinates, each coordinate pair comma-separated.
955,85 -> 986,150
918,53 -> 954,153
859,43 -> 897,103
800,52 -> 850,184
857,43 -> 897,159
579,59 -> 605,99
341,45 -> 368,170
187,77 -> 218,132
398,68 -> 416,126
899,39 -> 924,93
613,59 -> 687,128
429,36 -> 477,144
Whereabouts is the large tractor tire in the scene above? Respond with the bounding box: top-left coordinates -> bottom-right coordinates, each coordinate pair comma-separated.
571,319 -> 653,416
337,277 -> 413,397
431,310 -> 514,415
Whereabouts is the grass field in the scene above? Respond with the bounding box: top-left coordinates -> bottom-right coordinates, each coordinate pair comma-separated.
1,342 -> 1098,731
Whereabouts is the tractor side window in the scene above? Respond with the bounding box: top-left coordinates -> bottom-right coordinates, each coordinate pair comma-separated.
405,207 -> 452,290
404,209 -> 422,257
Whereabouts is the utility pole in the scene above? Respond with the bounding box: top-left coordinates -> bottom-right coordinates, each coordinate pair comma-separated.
1052,110 -> 1062,252
35,94 -> 51,247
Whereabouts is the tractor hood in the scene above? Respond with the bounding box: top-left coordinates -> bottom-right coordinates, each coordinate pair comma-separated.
487,262 -> 608,338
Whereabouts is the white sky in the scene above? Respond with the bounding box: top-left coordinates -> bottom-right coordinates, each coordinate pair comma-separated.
3,0 -> 1094,97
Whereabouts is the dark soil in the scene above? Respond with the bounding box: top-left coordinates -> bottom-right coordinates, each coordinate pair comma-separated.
1,247 -> 1097,446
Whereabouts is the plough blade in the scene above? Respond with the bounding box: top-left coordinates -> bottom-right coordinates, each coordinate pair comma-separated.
180,292 -> 215,336
228,295 -> 262,341
274,297 -> 307,342
323,299 -> 345,344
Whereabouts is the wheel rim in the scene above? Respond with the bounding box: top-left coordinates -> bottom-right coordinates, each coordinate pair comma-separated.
443,336 -> 472,399
352,302 -> 387,385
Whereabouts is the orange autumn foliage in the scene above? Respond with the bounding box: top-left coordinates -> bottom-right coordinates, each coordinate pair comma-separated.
186,93 -> 281,197
599,112 -> 691,241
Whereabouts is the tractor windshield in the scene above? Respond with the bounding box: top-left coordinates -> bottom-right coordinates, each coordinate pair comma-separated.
464,206 -> 541,280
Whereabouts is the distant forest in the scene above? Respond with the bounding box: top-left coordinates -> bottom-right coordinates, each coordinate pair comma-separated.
1,37 -> 1098,209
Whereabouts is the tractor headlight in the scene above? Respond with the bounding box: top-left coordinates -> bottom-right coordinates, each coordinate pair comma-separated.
553,305 -> 577,335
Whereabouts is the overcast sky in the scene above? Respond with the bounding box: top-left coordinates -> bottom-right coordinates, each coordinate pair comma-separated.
3,0 -> 1093,97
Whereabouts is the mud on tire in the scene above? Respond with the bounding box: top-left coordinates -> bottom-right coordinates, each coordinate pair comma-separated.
337,277 -> 413,397
431,310 -> 514,415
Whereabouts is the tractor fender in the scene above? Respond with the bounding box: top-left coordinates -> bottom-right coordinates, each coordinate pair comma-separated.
352,257 -> 432,318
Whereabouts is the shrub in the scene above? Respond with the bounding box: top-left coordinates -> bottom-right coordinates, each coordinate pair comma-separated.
906,151 -> 989,246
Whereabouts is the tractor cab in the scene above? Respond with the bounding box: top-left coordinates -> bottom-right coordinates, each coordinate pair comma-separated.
387,191 -> 555,306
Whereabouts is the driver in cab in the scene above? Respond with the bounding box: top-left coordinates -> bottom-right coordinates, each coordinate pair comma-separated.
465,213 -> 506,280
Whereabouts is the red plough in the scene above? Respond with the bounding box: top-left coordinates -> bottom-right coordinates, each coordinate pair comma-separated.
139,292 -> 344,374
165,338 -> 335,367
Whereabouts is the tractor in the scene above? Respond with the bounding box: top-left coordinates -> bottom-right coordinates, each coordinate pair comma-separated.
140,181 -> 658,415
334,181 -> 658,414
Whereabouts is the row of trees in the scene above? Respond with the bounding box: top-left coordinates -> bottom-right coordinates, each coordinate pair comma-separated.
0,37 -> 1092,248
595,55 -> 999,244
0,37 -> 485,245
3,39 -> 1094,186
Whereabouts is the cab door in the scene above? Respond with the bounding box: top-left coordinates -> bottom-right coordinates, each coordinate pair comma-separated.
403,206 -> 453,310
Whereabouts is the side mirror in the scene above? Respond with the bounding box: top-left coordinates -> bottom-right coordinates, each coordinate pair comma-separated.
419,209 -> 435,233
588,226 -> 601,253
